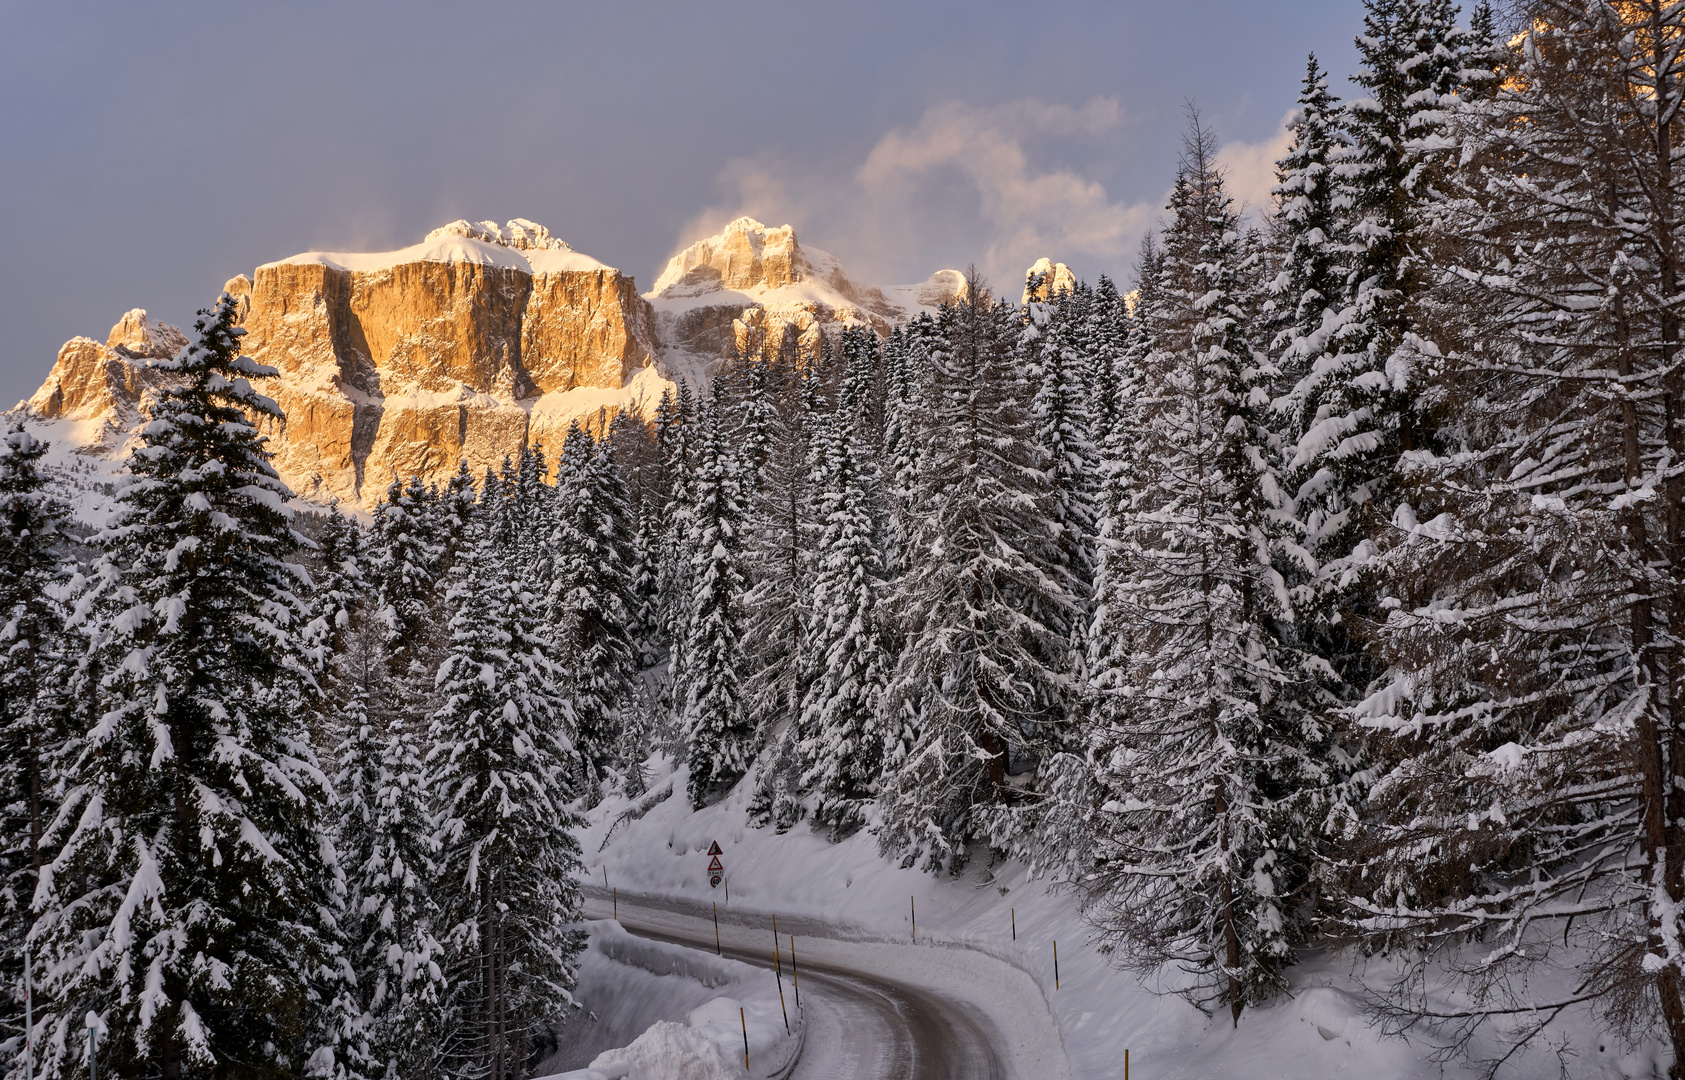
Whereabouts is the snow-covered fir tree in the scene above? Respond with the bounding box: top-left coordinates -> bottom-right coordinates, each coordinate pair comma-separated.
1083,123 -> 1326,1025
32,295 -> 346,1078
549,421 -> 636,803
741,364 -> 821,830
0,424 -> 69,1067
429,517 -> 583,1080
680,390 -> 753,809
797,409 -> 889,837
879,275 -> 1076,871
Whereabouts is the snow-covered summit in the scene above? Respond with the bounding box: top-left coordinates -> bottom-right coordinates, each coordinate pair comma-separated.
264,218 -> 616,276
646,216 -> 965,378
427,217 -> 572,252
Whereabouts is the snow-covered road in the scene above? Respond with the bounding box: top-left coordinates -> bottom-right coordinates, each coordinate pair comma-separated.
581,888 -> 1017,1079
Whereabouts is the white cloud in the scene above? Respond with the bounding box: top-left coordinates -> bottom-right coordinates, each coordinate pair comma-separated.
1214,110 -> 1294,220
663,96 -> 1162,296
855,97 -> 1155,287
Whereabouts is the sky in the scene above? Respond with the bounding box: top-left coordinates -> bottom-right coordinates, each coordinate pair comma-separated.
0,1 -> 1371,408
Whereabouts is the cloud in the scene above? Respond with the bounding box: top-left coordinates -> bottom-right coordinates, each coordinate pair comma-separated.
1214,110 -> 1294,220
855,97 -> 1155,287
663,96 -> 1161,295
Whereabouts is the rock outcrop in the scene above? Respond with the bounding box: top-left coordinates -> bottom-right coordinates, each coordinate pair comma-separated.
648,217 -> 924,369
26,310 -> 184,450
237,222 -> 663,504
1022,258 -> 1077,303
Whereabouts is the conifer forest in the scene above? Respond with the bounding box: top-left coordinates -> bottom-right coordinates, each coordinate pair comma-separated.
16,0 -> 1685,1076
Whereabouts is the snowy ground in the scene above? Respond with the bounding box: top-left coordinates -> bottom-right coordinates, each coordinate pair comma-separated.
571,754 -> 1667,1080
534,920 -> 801,1080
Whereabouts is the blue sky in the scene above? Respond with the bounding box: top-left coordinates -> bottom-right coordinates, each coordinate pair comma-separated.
0,1 -> 1370,406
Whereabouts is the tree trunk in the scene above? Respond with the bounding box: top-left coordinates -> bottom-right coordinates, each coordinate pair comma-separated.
1640,10 -> 1685,1071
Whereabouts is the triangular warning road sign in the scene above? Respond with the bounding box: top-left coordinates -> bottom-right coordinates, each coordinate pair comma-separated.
708,856 -> 723,873
708,841 -> 723,855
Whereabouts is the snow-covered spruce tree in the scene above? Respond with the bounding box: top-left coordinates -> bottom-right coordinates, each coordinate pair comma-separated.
1346,5 -> 1685,1070
1085,241 -> 1156,750
0,424 -> 70,1064
369,475 -> 443,681
1025,282 -> 1101,712
514,444 -> 554,591
797,409 -> 889,837
304,506 -> 365,668
742,363 -> 821,830
430,517 -> 583,1080
549,421 -> 636,803
331,610 -> 445,1080
1297,0 -> 1479,590
1084,276 -> 1131,453
1260,55 -> 1370,829
33,296 -> 346,1078
1083,124 -> 1326,1025
436,462 -> 480,580
653,384 -> 696,710
681,390 -> 753,809
837,326 -> 883,445
879,275 -> 1076,872
1271,54 -> 1350,450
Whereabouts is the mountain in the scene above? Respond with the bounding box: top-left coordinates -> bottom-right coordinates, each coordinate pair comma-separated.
18,216 -> 989,508
647,216 -> 967,377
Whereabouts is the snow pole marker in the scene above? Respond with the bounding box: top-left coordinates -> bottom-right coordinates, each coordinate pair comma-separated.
613,887 -> 618,921
726,876 -> 730,902
1011,907 -> 1015,941
22,939 -> 32,1080
790,935 -> 800,1010
1125,1048 -> 1129,1080
1053,940 -> 1059,990
772,916 -> 789,1032
741,1006 -> 749,1070
85,1013 -> 98,1080
603,865 -> 608,889
714,901 -> 722,955
911,895 -> 916,942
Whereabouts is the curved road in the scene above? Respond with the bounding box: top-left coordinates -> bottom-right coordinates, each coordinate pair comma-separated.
581,889 -> 1008,1080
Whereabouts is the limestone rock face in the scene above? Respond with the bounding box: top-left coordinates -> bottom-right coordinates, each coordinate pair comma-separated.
1022,258 -> 1077,303
231,223 -> 659,504
24,220 -> 660,506
914,269 -> 970,309
654,217 -> 807,293
523,266 -> 659,393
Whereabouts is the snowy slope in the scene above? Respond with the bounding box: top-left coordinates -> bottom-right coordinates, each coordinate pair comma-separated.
579,755 -> 1660,1080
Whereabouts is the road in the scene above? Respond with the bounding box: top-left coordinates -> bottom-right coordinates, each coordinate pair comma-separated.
581,889 -> 1010,1080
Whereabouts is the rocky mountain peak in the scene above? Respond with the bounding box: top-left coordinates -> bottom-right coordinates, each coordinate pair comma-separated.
1023,258 -> 1077,303
105,309 -> 188,360
653,217 -> 810,295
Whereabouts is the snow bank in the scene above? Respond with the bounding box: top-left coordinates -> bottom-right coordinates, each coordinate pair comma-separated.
535,920 -> 799,1080
581,755 -> 1624,1080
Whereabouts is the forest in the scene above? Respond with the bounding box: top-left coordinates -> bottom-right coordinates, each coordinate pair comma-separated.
5,0 -> 1685,1077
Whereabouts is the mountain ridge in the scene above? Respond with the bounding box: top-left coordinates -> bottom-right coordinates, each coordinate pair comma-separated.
18,217 -> 993,508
